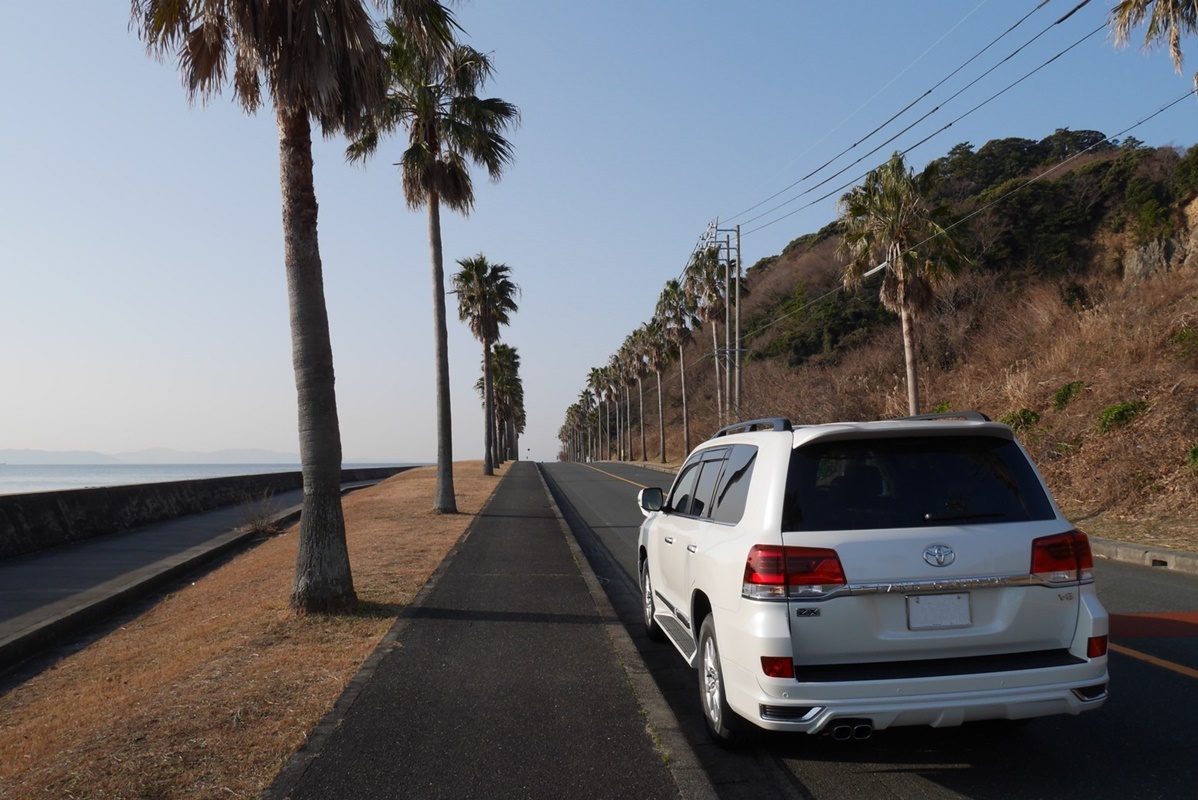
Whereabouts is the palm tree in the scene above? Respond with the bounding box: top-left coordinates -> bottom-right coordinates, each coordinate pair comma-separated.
1111,1 -> 1198,89
453,255 -> 519,476
490,343 -> 524,462
606,354 -> 624,461
347,25 -> 519,510
578,388 -> 596,461
685,247 -> 727,425
838,152 -> 968,416
130,0 -> 454,614
630,325 -> 650,462
643,319 -> 672,463
656,279 -> 698,455
586,367 -> 607,459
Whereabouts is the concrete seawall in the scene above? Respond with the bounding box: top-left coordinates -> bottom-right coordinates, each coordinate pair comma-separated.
0,467 -> 410,560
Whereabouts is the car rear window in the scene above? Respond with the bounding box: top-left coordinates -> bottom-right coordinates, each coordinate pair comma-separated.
782,435 -> 1056,531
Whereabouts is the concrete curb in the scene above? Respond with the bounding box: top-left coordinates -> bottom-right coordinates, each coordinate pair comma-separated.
0,484 -> 365,674
534,464 -> 717,800
0,525 -> 263,672
1091,536 -> 1198,576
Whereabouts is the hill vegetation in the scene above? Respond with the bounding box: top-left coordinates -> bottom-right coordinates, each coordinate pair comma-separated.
608,130 -> 1198,550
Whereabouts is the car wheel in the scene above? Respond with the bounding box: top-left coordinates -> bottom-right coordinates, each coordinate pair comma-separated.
698,616 -> 747,746
640,560 -> 667,642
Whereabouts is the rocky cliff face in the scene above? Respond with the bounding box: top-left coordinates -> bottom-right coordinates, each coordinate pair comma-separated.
1123,197 -> 1198,280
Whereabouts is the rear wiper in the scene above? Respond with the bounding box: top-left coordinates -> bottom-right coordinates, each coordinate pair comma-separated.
923,511 -> 1006,522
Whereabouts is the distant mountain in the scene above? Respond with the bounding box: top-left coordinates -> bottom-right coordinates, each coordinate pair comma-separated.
0,449 -> 119,465
114,448 -> 300,465
0,448 -> 299,465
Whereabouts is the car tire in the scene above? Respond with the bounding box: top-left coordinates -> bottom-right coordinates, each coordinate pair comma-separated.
640,560 -> 667,642
698,616 -> 747,746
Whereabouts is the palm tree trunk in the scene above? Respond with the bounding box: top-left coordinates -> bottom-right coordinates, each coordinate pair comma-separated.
637,376 -> 646,463
615,394 -> 622,461
679,344 -> 690,455
482,342 -> 495,475
278,107 -> 355,614
711,323 -> 722,426
604,400 -> 610,460
627,388 -> 637,462
428,192 -> 457,511
901,303 -> 920,415
656,370 -> 665,463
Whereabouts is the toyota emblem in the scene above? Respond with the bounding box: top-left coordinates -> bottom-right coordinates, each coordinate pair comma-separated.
923,544 -> 956,567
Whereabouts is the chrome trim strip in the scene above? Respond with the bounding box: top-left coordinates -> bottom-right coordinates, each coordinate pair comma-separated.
769,572 -> 1094,602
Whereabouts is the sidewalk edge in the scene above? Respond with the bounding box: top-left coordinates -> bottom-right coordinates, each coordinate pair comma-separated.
262,477 -> 508,800
534,464 -> 717,800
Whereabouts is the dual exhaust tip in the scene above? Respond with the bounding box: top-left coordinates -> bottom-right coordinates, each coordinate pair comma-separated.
828,718 -> 874,741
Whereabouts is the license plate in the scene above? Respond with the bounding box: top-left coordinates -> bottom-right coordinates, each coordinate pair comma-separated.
907,593 -> 971,630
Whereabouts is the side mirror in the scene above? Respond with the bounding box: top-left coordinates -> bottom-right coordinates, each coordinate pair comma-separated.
638,487 -> 664,516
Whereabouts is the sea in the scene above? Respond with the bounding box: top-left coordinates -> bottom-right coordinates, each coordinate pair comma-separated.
0,463 -> 406,496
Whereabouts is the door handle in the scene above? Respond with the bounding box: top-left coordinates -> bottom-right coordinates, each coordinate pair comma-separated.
664,536 -> 675,545
687,544 -> 698,553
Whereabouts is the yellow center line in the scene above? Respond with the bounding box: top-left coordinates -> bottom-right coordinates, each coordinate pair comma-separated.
1110,642 -> 1198,680
582,463 -> 649,489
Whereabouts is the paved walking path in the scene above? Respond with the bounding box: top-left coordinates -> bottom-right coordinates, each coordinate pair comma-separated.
267,461 -> 696,799
0,483 -> 376,671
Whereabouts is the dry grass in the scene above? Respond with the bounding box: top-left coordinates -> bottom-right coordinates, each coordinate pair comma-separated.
0,462 -> 503,799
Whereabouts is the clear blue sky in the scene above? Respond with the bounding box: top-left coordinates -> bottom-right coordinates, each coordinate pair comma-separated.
2,1 -> 1196,463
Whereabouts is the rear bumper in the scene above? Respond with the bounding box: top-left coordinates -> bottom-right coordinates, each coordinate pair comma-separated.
725,658 -> 1109,734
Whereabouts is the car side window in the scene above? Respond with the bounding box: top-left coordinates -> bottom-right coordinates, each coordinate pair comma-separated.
689,450 -> 728,519
667,460 -> 702,515
710,445 -> 757,524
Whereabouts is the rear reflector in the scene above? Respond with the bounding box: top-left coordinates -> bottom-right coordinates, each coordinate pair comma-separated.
744,545 -> 846,599
1087,635 -> 1108,659
1031,530 -> 1094,585
761,656 -> 795,679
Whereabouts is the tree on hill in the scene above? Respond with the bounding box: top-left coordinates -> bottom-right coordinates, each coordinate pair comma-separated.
347,24 -> 519,511
838,152 -> 970,415
130,0 -> 455,614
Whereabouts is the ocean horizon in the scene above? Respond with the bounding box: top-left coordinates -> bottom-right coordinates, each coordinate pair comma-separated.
0,463 -> 416,496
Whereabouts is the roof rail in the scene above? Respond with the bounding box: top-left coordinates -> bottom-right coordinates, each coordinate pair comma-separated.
896,411 -> 991,423
712,418 -> 794,438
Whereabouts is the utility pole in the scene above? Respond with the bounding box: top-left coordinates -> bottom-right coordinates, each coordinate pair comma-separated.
734,224 -> 742,410
705,219 -> 744,418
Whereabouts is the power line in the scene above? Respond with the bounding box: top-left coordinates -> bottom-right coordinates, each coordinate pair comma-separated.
724,0 -> 1009,223
741,19 -> 1107,237
726,2 -> 1063,225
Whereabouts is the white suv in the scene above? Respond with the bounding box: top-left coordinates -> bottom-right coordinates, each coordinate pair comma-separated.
636,414 -> 1108,744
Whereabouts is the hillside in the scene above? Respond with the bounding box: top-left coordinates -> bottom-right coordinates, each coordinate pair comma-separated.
650,132 -> 1198,551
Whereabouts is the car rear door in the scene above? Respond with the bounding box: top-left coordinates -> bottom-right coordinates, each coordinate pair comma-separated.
653,448 -> 726,630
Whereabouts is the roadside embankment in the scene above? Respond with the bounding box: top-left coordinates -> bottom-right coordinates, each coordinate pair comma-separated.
0,467 -> 409,559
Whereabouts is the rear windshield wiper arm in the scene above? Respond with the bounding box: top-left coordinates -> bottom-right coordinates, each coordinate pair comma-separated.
923,511 -> 1006,522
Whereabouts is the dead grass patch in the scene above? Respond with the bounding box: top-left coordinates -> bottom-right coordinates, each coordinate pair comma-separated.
0,461 -> 503,799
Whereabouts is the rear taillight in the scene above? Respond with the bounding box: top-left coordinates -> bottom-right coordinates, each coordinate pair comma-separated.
1031,530 -> 1094,585
1087,635 -> 1108,659
760,656 -> 795,678
743,545 -> 846,599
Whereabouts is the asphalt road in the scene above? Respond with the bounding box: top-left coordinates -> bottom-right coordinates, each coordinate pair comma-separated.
541,461 -> 1198,800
